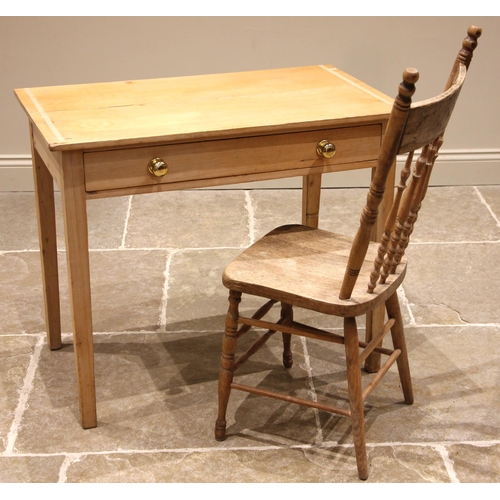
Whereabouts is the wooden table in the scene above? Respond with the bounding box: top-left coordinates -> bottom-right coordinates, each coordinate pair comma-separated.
15,65 -> 394,429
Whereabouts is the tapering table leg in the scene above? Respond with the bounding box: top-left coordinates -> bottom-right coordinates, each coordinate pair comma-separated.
60,150 -> 97,429
31,132 -> 62,351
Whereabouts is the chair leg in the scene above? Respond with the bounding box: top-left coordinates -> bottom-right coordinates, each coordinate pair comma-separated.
385,292 -> 414,405
281,302 -> 293,369
344,317 -> 369,480
215,290 -> 241,441
364,306 -> 385,373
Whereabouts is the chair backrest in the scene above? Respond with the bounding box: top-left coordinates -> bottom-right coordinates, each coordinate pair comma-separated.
339,25 -> 482,300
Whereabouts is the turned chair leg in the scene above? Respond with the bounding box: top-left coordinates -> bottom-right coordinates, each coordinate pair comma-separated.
344,316 -> 369,480
215,290 -> 241,441
386,292 -> 414,405
281,302 -> 293,369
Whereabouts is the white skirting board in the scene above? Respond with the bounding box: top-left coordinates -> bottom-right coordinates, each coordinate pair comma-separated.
1,150 -> 499,192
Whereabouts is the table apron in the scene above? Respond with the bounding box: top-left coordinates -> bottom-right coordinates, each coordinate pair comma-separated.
83,124 -> 382,195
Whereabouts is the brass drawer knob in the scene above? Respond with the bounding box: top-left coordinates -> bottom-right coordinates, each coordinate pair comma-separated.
147,157 -> 168,177
316,140 -> 336,159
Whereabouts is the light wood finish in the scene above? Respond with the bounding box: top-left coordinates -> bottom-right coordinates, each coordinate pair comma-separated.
59,150 -> 97,429
349,25 -> 481,372
302,173 -> 322,228
15,65 -> 394,428
215,26 -> 481,480
83,125 -> 381,194
15,65 -> 391,151
222,225 -> 407,316
31,123 -> 61,351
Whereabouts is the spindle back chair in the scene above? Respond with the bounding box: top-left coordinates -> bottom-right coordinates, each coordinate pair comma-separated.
214,26 -> 481,480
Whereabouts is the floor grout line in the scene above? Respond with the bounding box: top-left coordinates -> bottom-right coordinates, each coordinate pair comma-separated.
3,438 -> 500,460
2,240 -> 500,256
411,240 -> 500,245
57,454 -> 78,483
118,195 -> 133,250
4,335 -> 44,455
398,287 -> 417,327
245,190 -> 256,245
434,444 -> 460,483
300,337 -> 324,445
2,319 -> 499,341
475,185 -> 500,230
158,250 -> 176,331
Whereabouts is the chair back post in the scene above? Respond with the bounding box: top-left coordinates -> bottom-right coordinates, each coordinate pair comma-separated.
445,25 -> 482,91
370,27 -> 482,294
339,69 -> 419,300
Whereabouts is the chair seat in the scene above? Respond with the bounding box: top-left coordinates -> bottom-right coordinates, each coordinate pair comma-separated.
223,224 -> 407,317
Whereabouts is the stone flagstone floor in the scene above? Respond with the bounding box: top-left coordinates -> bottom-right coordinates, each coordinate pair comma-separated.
0,186 -> 499,483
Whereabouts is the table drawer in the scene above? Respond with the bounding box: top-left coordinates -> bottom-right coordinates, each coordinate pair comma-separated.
84,125 -> 381,193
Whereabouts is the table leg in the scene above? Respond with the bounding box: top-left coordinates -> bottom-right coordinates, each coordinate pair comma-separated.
31,139 -> 62,350
302,173 -> 322,228
364,161 -> 396,373
60,151 -> 97,429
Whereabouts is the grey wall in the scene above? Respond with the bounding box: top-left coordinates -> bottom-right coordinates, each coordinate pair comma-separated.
1,16 -> 498,189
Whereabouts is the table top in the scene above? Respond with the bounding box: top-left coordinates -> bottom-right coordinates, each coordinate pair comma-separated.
15,65 -> 393,152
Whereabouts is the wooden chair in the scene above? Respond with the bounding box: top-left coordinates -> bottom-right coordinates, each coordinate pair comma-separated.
214,26 -> 481,480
